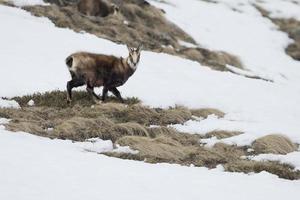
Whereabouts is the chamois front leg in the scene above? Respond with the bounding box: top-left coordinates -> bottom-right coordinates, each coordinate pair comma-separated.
110,87 -> 124,103
102,87 -> 109,102
67,78 -> 85,103
86,84 -> 101,103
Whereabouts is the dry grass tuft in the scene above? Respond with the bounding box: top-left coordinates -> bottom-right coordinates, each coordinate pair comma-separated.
191,108 -> 225,118
224,160 -> 300,180
252,134 -> 298,155
147,126 -> 201,146
7,120 -> 47,136
179,47 -> 243,71
113,122 -> 149,137
54,116 -> 115,141
117,105 -> 160,125
205,130 -> 242,139
3,92 -> 300,179
116,136 -> 245,168
12,90 -> 140,108
159,106 -> 192,125
117,135 -> 195,163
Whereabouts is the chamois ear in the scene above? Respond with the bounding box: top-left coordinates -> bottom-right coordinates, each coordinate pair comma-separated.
127,45 -> 132,52
137,44 -> 143,52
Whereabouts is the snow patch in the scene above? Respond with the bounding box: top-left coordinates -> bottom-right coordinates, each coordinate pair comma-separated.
27,99 -> 35,106
9,0 -> 48,7
249,151 -> 300,170
75,138 -> 138,154
0,98 -> 20,109
256,0 -> 300,20
178,40 -> 199,48
1,129 -> 300,200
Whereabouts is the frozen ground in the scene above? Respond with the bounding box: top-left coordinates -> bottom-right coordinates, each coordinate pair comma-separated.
1,0 -> 300,199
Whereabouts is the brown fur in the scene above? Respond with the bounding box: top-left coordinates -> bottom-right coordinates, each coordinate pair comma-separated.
77,0 -> 118,17
65,46 -> 141,103
68,52 -> 133,87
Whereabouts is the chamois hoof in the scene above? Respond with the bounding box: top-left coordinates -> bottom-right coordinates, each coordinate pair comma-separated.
67,99 -> 72,104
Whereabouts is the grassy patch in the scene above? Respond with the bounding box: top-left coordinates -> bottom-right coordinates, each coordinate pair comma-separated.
205,130 -> 243,139
252,134 -> 298,155
191,108 -> 225,118
1,91 -> 299,180
12,90 -> 140,108
224,160 -> 300,180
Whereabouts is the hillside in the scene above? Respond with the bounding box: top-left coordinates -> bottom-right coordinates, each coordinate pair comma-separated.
0,0 -> 300,199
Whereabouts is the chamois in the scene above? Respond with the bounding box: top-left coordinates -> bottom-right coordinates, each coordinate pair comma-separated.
65,45 -> 142,103
77,0 -> 119,17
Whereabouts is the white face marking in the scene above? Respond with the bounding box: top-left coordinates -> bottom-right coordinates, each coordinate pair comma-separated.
131,51 -> 139,64
126,45 -> 142,70
128,47 -> 141,69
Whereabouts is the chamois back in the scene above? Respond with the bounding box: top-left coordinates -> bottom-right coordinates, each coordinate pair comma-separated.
77,0 -> 119,17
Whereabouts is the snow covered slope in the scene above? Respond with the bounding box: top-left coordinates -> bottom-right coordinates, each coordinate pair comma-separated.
1,128 -> 300,200
1,4 -> 300,144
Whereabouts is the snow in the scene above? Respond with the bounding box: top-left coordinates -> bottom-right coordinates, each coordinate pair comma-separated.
249,151 -> 300,170
150,0 -> 300,82
1,1 -> 300,198
256,0 -> 300,20
200,136 -> 220,147
8,0 -> 47,7
147,0 -> 300,144
178,40 -> 199,48
75,138 -> 138,154
27,99 -> 35,106
0,118 -> 10,125
1,129 -> 300,200
0,3 -> 300,144
0,98 -> 20,109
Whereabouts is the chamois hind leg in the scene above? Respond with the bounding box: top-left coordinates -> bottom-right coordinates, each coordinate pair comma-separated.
101,87 -> 109,102
67,78 -> 85,103
110,87 -> 124,103
86,84 -> 100,102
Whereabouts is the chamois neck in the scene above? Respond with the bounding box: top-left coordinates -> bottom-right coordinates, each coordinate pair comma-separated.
125,56 -> 138,71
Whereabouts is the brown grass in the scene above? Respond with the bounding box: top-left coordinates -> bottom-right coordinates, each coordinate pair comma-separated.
191,108 -> 225,118
54,116 -> 115,141
224,160 -> 300,180
205,130 -> 243,139
252,134 -> 298,154
2,91 -> 300,179
116,136 -> 245,168
13,1 -> 246,72
179,47 -> 243,71
12,90 -> 140,108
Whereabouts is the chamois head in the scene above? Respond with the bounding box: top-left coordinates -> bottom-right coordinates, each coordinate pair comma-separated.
126,44 -> 142,70
111,4 -> 120,15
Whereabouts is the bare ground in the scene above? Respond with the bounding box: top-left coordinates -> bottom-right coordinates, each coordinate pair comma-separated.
1,91 -> 299,180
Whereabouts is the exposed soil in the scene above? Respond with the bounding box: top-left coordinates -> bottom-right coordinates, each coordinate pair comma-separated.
1,91 -> 299,180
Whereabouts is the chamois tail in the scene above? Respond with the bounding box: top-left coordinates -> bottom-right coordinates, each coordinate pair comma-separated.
65,56 -> 73,68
